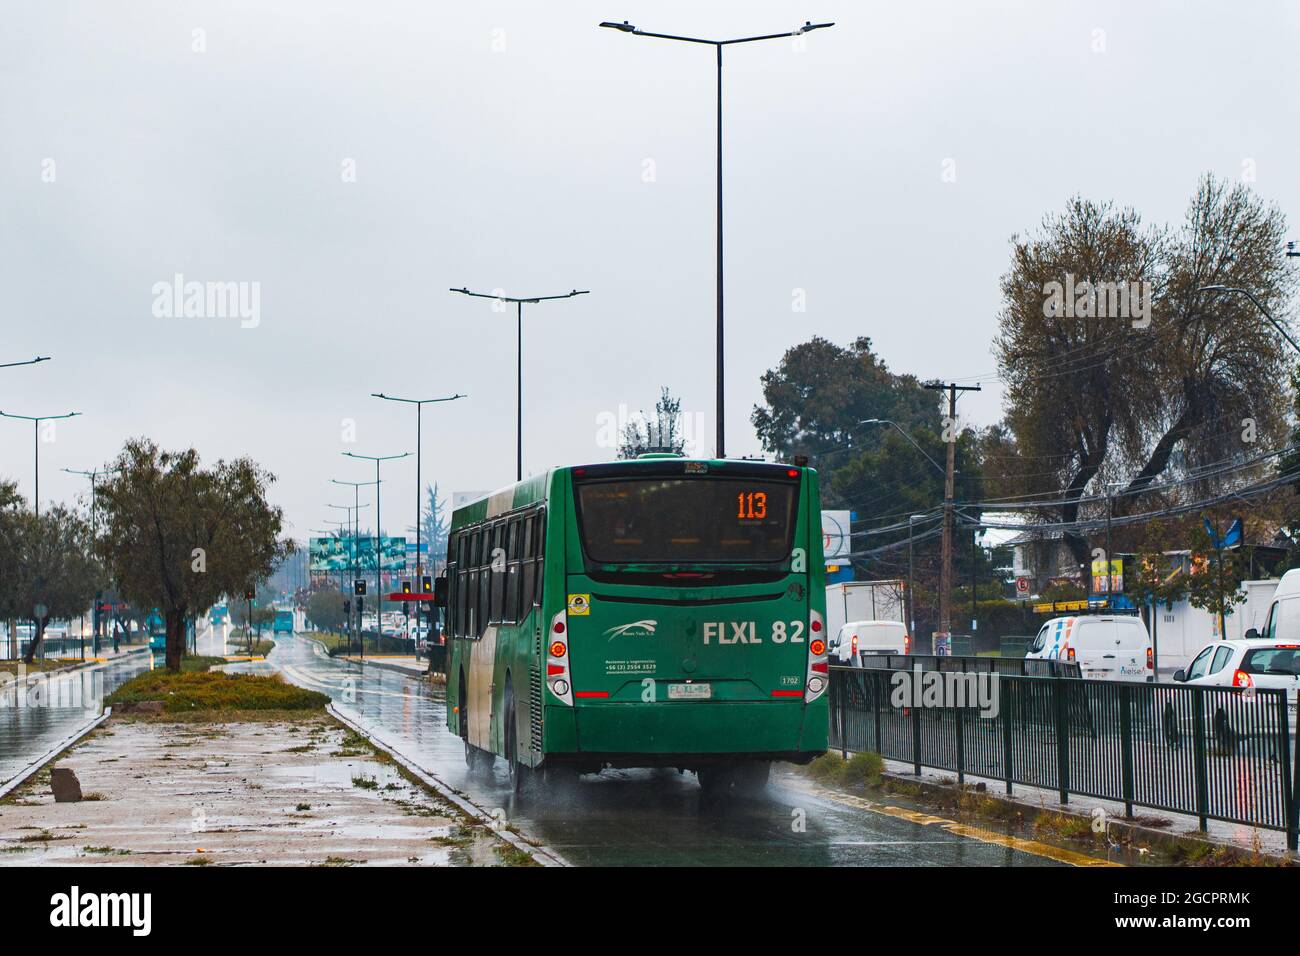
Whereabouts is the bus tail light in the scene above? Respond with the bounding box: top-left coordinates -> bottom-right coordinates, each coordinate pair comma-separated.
547,609 -> 573,706
1233,669 -> 1254,688
805,609 -> 828,703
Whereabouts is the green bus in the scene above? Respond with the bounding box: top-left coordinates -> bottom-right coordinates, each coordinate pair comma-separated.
439,456 -> 829,794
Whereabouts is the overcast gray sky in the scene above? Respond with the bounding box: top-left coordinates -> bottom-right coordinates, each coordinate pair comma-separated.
2,0 -> 1298,543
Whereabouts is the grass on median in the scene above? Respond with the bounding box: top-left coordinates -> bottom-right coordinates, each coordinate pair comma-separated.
106,670 -> 328,713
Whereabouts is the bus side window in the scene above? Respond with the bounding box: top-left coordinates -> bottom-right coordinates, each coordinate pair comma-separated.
491,521 -> 508,623
521,515 -> 536,611
467,528 -> 482,639
505,516 -> 522,624
446,532 -> 458,638
477,527 -> 491,637
533,510 -> 546,605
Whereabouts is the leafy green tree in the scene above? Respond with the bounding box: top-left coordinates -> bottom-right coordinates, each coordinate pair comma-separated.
306,588 -> 345,632
1,506 -> 100,662
751,336 -> 934,466
1184,524 -> 1249,638
96,439 -> 290,672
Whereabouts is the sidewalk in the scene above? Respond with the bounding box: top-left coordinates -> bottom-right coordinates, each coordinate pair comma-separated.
335,655 -> 430,678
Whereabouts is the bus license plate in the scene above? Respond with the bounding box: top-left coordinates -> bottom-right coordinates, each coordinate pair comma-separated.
668,683 -> 711,701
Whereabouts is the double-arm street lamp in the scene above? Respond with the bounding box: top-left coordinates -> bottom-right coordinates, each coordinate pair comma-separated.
0,410 -> 81,515
371,392 -> 465,589
449,288 -> 586,480
1196,285 -> 1300,354
600,18 -> 833,458
343,452 -> 410,625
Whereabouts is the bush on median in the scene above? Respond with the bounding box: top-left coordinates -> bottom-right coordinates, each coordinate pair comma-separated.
106,670 -> 328,713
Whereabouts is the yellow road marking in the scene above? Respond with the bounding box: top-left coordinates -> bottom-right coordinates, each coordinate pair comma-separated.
794,779 -> 1121,867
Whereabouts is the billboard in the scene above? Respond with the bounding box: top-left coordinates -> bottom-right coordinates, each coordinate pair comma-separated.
309,537 -> 407,573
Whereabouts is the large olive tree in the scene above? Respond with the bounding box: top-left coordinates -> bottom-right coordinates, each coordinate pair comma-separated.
96,439 -> 291,672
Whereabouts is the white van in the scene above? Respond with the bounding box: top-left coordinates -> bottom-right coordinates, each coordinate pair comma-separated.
1254,568 -> 1300,644
1025,615 -> 1153,682
829,620 -> 909,665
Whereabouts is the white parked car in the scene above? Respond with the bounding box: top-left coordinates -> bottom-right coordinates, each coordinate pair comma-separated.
1025,615 -> 1153,682
1173,638 -> 1299,715
828,620 -> 909,665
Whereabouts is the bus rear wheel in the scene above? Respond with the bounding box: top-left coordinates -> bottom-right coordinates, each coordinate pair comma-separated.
504,685 -> 530,795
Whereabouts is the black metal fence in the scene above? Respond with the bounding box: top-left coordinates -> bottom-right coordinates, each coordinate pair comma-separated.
828,664 -> 1299,849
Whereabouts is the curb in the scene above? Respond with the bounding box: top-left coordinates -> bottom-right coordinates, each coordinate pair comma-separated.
877,766 -> 1295,866
4,645 -> 150,684
326,703 -> 567,867
0,706 -> 114,801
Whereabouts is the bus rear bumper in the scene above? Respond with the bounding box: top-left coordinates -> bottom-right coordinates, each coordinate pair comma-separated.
545,700 -> 828,765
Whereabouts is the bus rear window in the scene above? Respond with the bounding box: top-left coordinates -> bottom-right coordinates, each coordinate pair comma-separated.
574,477 -> 798,565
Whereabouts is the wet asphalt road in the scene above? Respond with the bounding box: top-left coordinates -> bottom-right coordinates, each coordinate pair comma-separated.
246,633 -> 1072,866
0,651 -> 151,785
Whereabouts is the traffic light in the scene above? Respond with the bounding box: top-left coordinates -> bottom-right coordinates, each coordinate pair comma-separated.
422,575 -> 433,593
244,588 -> 255,601
402,580 -> 411,595
354,579 -> 366,596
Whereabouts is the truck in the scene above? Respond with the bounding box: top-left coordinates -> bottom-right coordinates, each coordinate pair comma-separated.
825,580 -> 907,651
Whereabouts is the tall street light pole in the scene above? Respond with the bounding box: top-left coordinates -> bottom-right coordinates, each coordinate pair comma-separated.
63,466 -> 118,657
450,288 -> 586,481
0,410 -> 81,516
343,452 -> 409,632
600,18 -> 833,459
371,392 -> 465,639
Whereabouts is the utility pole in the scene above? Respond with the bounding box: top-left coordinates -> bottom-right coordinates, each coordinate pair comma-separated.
925,381 -> 980,652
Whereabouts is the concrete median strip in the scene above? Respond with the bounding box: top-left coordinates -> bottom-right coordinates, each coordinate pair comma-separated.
327,703 -> 568,867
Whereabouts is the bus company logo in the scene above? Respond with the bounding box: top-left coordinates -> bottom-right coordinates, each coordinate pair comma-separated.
604,620 -> 657,640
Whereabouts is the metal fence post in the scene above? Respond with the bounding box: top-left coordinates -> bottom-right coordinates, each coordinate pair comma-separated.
1054,676 -> 1069,805
955,702 -> 965,787
1279,690 -> 1296,852
912,695 -> 922,777
1191,689 -> 1209,832
1002,678 -> 1014,795
873,672 -> 882,753
837,670 -> 848,759
1120,684 -> 1134,818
